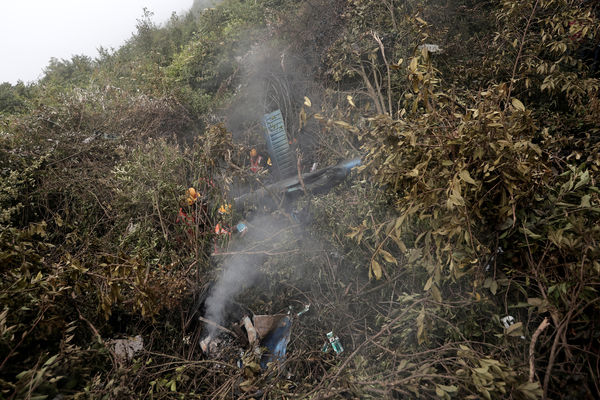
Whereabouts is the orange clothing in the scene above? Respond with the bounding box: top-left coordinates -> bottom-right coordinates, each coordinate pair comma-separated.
214,223 -> 230,235
250,155 -> 263,173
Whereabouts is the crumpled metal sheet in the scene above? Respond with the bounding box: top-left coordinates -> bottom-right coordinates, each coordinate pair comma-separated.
253,314 -> 292,368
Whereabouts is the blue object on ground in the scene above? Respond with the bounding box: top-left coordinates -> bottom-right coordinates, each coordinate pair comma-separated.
260,315 -> 292,368
236,222 -> 247,233
263,109 -> 296,179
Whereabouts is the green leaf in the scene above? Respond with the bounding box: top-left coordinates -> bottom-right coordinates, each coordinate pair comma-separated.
416,308 -> 426,344
409,57 -> 418,73
490,280 -> 498,295
459,169 -> 476,185
430,284 -> 442,302
370,260 -> 383,280
517,381 -> 543,400
438,384 -> 458,393
380,249 -> 397,265
521,227 -> 542,240
506,321 -> 523,336
580,194 -> 591,208
511,98 -> 525,111
574,170 -> 589,190
44,354 -> 58,367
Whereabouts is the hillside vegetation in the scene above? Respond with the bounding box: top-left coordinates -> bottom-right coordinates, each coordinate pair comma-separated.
1,0 -> 599,399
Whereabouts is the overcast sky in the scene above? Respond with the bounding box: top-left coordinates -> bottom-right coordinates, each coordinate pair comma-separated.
0,0 -> 193,84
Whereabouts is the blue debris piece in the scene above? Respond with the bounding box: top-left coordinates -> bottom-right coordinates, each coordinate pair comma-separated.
235,222 -> 247,233
234,157 -> 362,210
263,109 -> 296,180
260,315 -> 292,368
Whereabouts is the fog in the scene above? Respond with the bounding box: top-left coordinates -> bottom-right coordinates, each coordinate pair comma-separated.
0,0 -> 193,84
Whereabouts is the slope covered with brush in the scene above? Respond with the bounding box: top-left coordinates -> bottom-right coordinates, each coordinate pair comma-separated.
0,0 -> 599,399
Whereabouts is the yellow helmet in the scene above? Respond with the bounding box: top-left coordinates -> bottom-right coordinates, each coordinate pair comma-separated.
250,148 -> 257,158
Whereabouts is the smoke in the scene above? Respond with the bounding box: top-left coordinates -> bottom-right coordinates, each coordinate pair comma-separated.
202,3 -> 339,337
225,41 -> 321,154
203,214 -> 297,337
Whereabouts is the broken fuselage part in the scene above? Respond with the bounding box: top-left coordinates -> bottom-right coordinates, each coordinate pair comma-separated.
234,157 -> 361,210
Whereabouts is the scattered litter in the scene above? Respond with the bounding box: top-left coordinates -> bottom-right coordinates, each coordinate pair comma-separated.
325,331 -> 344,354
296,304 -> 310,317
237,350 -> 245,368
310,162 -> 318,172
111,335 -> 143,363
485,247 -> 504,272
235,222 -> 248,234
418,44 -> 443,54
501,315 -> 525,339
501,315 -> 515,329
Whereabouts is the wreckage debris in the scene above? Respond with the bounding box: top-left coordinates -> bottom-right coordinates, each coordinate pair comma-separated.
257,315 -> 292,368
200,314 -> 293,369
234,157 -> 361,210
243,315 -> 258,345
235,222 -> 247,235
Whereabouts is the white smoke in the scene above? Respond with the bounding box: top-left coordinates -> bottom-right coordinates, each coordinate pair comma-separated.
203,214 -> 295,337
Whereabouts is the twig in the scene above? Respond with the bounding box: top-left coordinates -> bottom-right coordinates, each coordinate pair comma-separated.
197,316 -> 237,337
372,31 -> 393,115
296,150 -> 307,196
152,192 -> 169,242
506,0 -> 539,103
529,317 -> 550,382
356,61 -> 384,115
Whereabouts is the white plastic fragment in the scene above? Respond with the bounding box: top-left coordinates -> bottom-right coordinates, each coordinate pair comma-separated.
418,44 -> 443,54
501,315 -> 515,329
